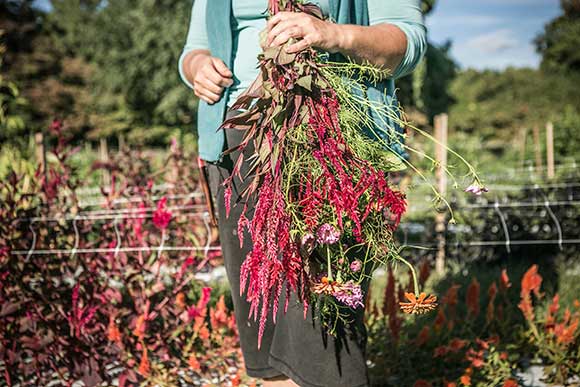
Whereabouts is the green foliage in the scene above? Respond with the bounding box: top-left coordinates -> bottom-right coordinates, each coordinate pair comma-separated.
535,0 -> 580,74
43,0 -> 198,144
448,68 -> 580,158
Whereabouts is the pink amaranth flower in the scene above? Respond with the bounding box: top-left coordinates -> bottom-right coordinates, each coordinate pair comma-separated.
316,224 -> 340,245
350,259 -> 362,272
152,197 -> 172,230
465,183 -> 489,196
333,281 -> 364,309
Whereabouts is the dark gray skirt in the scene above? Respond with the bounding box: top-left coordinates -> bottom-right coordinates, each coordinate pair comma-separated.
206,111 -> 371,387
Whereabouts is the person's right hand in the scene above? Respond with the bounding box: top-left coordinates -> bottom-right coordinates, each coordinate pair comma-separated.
191,55 -> 234,104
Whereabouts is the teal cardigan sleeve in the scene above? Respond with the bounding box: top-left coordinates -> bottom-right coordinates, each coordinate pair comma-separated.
178,0 -> 210,90
368,0 -> 427,79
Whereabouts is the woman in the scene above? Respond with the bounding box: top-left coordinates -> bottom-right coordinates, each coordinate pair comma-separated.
178,1 -> 426,386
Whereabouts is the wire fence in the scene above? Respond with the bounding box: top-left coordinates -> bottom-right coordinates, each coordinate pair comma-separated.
8,176 -> 580,263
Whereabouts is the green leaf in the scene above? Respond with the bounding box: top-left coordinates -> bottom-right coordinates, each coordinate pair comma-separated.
296,75 -> 312,91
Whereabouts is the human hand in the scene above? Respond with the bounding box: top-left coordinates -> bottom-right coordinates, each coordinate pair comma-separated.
191,55 -> 234,104
265,12 -> 343,54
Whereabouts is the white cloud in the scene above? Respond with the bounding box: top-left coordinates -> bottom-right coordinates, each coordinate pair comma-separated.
427,14 -> 503,29
463,29 -> 519,54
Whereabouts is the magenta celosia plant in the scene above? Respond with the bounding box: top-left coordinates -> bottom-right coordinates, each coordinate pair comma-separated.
0,122 -> 249,386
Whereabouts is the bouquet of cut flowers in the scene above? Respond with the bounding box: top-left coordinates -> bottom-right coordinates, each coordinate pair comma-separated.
220,0 -> 485,347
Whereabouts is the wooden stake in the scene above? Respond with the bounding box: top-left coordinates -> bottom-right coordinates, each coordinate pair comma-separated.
532,125 -> 543,173
520,127 -> 528,169
434,113 -> 448,275
34,132 -> 47,176
546,122 -> 555,180
99,138 -> 110,188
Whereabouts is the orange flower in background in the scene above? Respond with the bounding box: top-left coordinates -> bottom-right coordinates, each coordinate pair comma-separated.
460,374 -> 471,386
210,295 -> 229,330
176,292 -> 187,309
188,354 -> 201,372
449,338 -> 468,353
466,278 -> 480,318
400,292 -> 438,314
133,314 -> 147,340
574,299 -> 580,309
443,380 -> 457,387
199,326 -> 210,340
546,294 -> 560,330
231,371 -> 242,386
503,379 -> 518,387
138,346 -> 150,377
434,308 -> 447,332
518,296 -> 534,321
443,284 -> 460,306
107,316 -> 122,344
499,269 -> 511,292
413,380 -> 432,387
520,264 -> 542,299
554,316 -> 579,345
416,326 -> 430,346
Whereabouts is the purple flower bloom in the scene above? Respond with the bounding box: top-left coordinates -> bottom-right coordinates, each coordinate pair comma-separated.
316,223 -> 341,245
350,259 -> 362,272
465,183 -> 489,196
300,233 -> 316,257
332,281 -> 364,309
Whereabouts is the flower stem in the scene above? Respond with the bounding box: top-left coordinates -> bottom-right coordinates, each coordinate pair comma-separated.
326,244 -> 333,281
396,255 -> 419,296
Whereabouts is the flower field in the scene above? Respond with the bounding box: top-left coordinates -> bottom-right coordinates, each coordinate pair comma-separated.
1,122 -> 578,387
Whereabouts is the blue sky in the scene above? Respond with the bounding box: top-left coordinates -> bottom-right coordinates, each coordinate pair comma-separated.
426,0 -> 562,70
34,0 -> 562,70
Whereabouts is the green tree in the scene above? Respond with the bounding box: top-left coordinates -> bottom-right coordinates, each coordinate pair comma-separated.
535,0 -> 580,73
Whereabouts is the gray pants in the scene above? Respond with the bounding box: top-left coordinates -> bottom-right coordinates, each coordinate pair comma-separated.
206,116 -> 371,387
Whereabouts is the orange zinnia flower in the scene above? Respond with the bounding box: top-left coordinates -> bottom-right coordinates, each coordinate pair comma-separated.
460,374 -> 471,386
400,292 -> 438,314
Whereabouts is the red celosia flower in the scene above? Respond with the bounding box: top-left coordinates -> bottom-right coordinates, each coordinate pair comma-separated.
138,347 -> 150,377
107,316 -> 122,344
152,197 -> 172,230
415,326 -> 430,346
520,264 -> 542,299
188,354 -> 201,371
502,380 -> 518,387
466,278 -> 480,318
499,269 -> 511,292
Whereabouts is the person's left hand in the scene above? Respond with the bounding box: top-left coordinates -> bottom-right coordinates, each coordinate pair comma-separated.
265,12 -> 342,54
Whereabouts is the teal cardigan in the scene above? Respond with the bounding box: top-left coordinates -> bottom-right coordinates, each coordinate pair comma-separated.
179,0 -> 425,162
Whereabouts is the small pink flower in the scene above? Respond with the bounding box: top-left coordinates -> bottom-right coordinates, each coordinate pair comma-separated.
465,183 -> 489,196
299,233 -> 316,257
152,197 -> 172,230
316,224 -> 341,245
350,259 -> 362,272
333,281 -> 364,309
